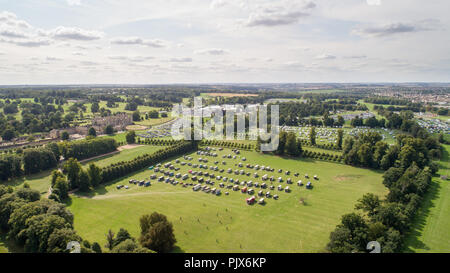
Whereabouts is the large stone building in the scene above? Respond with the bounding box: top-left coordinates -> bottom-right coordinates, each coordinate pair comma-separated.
92,112 -> 133,132
50,113 -> 132,139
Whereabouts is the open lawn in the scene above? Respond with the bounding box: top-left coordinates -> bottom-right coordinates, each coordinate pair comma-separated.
81,145 -> 162,168
68,148 -> 387,253
404,144 -> 450,253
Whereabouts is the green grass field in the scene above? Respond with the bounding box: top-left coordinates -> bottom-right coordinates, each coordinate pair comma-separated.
67,147 -> 387,253
82,145 -> 163,168
404,144 -> 450,253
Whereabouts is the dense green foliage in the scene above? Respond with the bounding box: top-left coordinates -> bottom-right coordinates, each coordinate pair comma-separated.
0,185 -> 88,253
139,212 -> 176,253
59,138 -> 118,161
328,133 -> 438,253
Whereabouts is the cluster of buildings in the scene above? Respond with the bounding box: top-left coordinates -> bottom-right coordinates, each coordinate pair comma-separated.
137,118 -> 180,139
173,104 -> 262,117
417,119 -> 450,134
373,91 -> 450,106
332,111 -> 375,121
50,113 -> 132,139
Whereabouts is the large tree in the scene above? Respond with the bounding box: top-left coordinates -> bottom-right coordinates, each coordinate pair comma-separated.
309,127 -> 316,146
139,212 -> 176,253
87,164 -> 102,188
126,130 -> 136,144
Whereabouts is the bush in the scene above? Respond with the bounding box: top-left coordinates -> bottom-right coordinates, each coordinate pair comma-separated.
126,131 -> 136,144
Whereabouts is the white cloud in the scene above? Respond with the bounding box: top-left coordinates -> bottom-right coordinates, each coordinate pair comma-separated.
48,26 -> 103,41
0,11 -> 103,48
210,0 -> 227,9
110,36 -> 167,48
46,57 -> 63,61
169,57 -> 193,62
366,0 -> 381,6
353,21 -> 438,37
67,0 -> 82,6
315,54 -> 336,60
245,1 -> 316,27
0,37 -> 51,47
0,26 -> 29,38
195,48 -> 229,55
108,55 -> 155,62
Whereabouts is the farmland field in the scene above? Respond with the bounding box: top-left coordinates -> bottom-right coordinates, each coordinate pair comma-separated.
67,147 -> 387,253
404,144 -> 450,253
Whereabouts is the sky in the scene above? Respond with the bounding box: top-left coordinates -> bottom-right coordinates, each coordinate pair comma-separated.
0,0 -> 449,84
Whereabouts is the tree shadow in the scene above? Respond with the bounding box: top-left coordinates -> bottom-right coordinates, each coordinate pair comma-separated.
0,232 -> 24,253
172,245 -> 185,253
81,152 -> 121,166
403,178 -> 441,252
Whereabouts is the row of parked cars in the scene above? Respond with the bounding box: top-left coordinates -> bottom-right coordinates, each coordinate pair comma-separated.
193,184 -> 222,195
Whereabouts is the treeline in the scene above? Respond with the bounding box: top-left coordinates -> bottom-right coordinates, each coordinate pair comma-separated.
23,144 -> 59,174
276,101 -> 367,126
298,138 -> 342,151
0,143 -> 60,180
343,131 -> 441,170
0,184 -> 102,253
302,150 -> 343,163
200,140 -> 254,151
350,116 -> 386,128
49,140 -> 194,195
258,131 -> 302,157
59,138 -> 118,161
0,154 -> 22,180
137,138 -> 184,146
327,134 -> 439,252
374,109 -> 430,138
101,141 -> 196,185
0,138 -> 118,182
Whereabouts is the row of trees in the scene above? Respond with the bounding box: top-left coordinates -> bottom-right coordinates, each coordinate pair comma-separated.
350,116 -> 386,128
0,142 -> 60,181
272,131 -> 303,157
137,137 -> 184,147
0,138 -> 117,182
200,140 -> 254,151
0,154 -> 22,180
274,99 -> 367,126
302,150 -> 343,162
376,109 -> 430,138
327,162 -> 433,253
59,138 -> 118,161
327,133 -> 438,252
343,131 -> 440,170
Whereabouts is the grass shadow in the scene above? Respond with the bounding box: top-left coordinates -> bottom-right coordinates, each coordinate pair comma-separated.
0,232 -> 24,253
403,178 -> 441,252
172,245 -> 185,253
403,144 -> 449,253
81,152 -> 121,166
